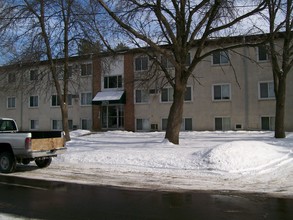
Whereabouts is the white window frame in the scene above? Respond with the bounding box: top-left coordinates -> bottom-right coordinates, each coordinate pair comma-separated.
135,89 -> 150,103
257,45 -> 269,62
181,118 -> 193,131
103,75 -> 123,89
81,63 -> 92,76
134,56 -> 149,72
81,118 -> 92,130
161,86 -> 192,103
30,119 -> 39,130
29,95 -> 39,108
52,119 -> 62,130
7,97 -> 16,109
261,116 -> 275,131
30,69 -> 38,81
80,92 -> 92,106
212,50 -> 229,65
259,81 -> 275,100
213,84 -> 231,101
136,118 -> 150,131
215,117 -> 231,131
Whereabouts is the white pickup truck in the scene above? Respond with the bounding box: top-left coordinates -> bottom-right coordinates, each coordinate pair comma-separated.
0,118 -> 66,173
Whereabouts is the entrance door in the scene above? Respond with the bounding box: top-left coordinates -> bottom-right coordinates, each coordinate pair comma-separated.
101,105 -> 124,129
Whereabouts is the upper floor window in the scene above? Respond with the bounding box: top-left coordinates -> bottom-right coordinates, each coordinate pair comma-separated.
104,75 -> 122,89
161,86 -> 192,102
161,55 -> 174,69
135,56 -> 148,71
135,89 -> 149,103
259,81 -> 274,99
30,70 -> 38,81
257,45 -> 269,61
212,51 -> 229,65
7,97 -> 16,109
80,92 -> 92,106
8,73 -> 16,83
81,63 -> 92,76
51,94 -> 72,107
29,96 -> 39,108
213,84 -> 231,100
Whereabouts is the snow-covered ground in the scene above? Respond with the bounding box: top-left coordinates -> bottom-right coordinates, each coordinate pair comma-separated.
9,130 -> 293,198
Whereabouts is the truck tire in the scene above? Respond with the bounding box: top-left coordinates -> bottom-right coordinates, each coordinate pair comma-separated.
0,152 -> 16,173
35,158 -> 52,168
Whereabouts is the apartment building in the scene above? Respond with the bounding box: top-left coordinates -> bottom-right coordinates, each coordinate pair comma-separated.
1,35 -> 292,132
0,55 -> 93,131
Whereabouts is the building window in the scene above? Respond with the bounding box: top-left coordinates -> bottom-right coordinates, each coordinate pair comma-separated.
52,120 -> 62,130
213,84 -> 231,100
181,118 -> 192,131
29,96 -> 39,108
81,63 -> 92,76
257,45 -> 269,61
30,70 -> 38,81
80,92 -> 92,105
135,89 -> 149,103
162,118 -> 168,131
215,117 -> 231,131
8,73 -> 16,83
51,94 -> 72,107
161,55 -> 174,69
212,51 -> 229,65
7,97 -> 16,109
135,56 -> 148,71
30,120 -> 39,130
161,88 -> 174,102
259,81 -> 274,99
161,86 -> 192,102
184,87 -> 192,101
101,105 -> 124,129
68,120 -> 73,130
261,116 -> 275,131
51,95 -> 60,107
136,119 -> 150,131
104,75 -> 122,89
81,119 -> 91,130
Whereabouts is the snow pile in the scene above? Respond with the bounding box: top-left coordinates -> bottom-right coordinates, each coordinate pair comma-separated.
195,141 -> 290,173
14,130 -> 292,196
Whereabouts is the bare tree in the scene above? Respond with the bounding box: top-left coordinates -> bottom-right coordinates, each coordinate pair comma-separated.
97,0 -> 267,144
0,0 -> 96,141
265,0 -> 293,138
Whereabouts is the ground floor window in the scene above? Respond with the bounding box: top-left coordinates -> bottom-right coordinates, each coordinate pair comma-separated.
261,116 -> 275,130
181,118 -> 192,131
30,120 -> 39,130
215,117 -> 231,131
81,119 -> 91,130
52,120 -> 62,130
101,105 -> 124,129
136,118 -> 150,131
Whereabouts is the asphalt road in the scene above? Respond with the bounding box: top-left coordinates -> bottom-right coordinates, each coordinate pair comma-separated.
0,175 -> 293,220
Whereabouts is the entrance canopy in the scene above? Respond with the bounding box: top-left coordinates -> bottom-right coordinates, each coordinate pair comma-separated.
92,90 -> 125,105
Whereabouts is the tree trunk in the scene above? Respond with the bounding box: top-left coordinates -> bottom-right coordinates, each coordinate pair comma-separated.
60,101 -> 70,141
164,84 -> 186,144
274,75 -> 286,138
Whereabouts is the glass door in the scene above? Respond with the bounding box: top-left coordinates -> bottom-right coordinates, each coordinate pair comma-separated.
101,105 -> 124,129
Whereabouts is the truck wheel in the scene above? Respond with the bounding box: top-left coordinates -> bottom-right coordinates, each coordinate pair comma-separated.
35,158 -> 52,168
0,152 -> 16,173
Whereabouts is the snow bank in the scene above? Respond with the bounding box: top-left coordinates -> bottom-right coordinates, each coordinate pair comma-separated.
195,141 -> 291,173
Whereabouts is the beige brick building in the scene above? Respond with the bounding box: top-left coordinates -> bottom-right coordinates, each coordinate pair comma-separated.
1,35 -> 292,132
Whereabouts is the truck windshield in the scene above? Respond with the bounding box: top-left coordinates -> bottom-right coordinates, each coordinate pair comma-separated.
0,120 -> 17,131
